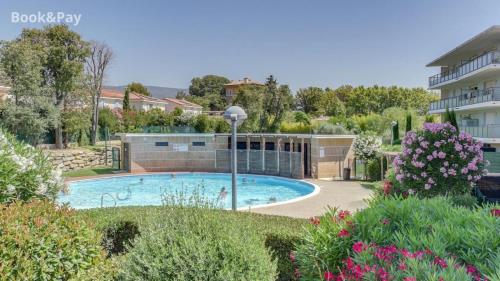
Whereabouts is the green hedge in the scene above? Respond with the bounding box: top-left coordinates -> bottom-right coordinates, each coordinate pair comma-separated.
78,206 -> 306,280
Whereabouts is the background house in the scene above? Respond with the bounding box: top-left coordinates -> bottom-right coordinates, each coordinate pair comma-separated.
224,77 -> 263,103
100,89 -> 202,113
163,98 -> 203,114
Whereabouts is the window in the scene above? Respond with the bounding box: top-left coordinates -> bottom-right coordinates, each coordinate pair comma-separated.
265,142 -> 275,151
284,143 -> 290,152
250,142 -> 261,150
192,141 -> 205,147
155,142 -> 169,146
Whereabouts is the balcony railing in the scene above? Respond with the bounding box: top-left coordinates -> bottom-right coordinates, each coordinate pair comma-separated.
460,124 -> 500,139
429,51 -> 500,87
429,87 -> 500,111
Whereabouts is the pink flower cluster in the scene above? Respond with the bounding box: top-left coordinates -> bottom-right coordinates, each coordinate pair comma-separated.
392,123 -> 485,196
322,242 -> 487,281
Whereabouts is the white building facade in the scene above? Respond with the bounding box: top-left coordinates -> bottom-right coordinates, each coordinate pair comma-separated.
427,26 -> 500,149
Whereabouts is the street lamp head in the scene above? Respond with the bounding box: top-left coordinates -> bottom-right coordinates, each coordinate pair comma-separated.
223,106 -> 247,125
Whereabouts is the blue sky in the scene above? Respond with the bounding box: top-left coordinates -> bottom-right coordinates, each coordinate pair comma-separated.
1,0 -> 499,91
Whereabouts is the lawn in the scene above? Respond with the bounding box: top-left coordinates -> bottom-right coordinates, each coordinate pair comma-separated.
63,167 -> 117,178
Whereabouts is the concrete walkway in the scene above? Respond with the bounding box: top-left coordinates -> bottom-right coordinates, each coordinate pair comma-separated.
249,180 -> 374,218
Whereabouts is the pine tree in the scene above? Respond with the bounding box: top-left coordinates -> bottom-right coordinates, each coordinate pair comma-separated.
123,88 -> 130,111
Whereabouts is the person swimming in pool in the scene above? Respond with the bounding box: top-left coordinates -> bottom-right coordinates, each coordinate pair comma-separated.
139,178 -> 144,184
218,187 -> 228,201
268,196 -> 277,203
242,177 -> 248,184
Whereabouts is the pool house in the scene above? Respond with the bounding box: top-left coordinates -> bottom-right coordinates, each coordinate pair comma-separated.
119,133 -> 356,179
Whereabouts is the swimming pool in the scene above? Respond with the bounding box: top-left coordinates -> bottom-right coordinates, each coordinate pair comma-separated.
59,173 -> 318,209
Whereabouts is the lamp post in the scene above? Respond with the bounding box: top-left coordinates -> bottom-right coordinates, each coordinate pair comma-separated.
223,106 -> 247,211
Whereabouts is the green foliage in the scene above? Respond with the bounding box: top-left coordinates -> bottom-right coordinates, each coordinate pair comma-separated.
98,108 -> 120,133
295,87 -> 325,116
405,111 -> 412,132
0,200 -> 110,280
233,84 -> 265,132
313,123 -> 349,135
61,109 -> 91,146
0,130 -> 62,203
322,88 -> 346,117
78,206 -> 306,280
265,233 -> 302,281
296,197 -> 500,279
0,97 -> 59,145
118,206 -> 277,281
448,193 -> 479,209
144,108 -> 173,126
295,209 -> 354,279
101,220 -> 140,257
280,122 -> 313,134
367,157 -> 387,181
443,107 -> 459,131
425,114 -> 436,123
192,113 -> 212,132
294,111 -> 311,125
260,76 -> 294,132
353,197 -> 499,276
188,75 -> 230,110
126,82 -> 150,96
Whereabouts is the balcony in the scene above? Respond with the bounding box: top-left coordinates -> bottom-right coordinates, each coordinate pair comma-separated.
428,87 -> 500,112
429,51 -> 500,88
460,124 -> 500,139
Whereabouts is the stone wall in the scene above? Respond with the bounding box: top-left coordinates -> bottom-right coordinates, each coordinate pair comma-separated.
45,147 -> 112,172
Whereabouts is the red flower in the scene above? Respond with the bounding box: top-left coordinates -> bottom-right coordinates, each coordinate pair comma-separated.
338,210 -> 351,220
324,271 -> 335,281
352,241 -> 366,253
491,208 -> 500,217
438,277 -> 444,281
382,218 -> 390,225
433,256 -> 448,268
310,217 -> 320,225
403,278 -> 416,281
294,268 -> 301,278
398,262 -> 407,271
466,265 -> 477,274
337,229 -> 350,238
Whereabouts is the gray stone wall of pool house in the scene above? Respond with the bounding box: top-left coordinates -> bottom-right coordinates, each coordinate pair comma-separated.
118,133 -> 356,179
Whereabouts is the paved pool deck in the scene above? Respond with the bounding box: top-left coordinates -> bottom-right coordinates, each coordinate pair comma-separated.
248,180 -> 374,218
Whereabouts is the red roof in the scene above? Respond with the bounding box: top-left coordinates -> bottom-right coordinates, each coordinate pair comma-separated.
163,98 -> 202,109
101,89 -> 168,104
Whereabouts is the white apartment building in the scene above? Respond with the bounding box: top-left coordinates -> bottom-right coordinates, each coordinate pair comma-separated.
427,26 -> 500,150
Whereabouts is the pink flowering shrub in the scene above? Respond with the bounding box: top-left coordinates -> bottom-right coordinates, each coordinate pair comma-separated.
392,123 -> 485,197
295,197 -> 499,280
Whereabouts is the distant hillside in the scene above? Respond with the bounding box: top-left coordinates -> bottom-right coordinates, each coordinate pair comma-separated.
105,85 -> 188,98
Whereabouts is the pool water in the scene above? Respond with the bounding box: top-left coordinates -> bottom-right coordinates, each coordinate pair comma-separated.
59,173 -> 316,209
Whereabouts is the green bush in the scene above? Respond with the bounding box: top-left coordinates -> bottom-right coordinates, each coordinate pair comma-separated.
0,200 -> 111,280
265,233 -> 302,281
448,193 -> 479,209
280,122 -> 313,133
295,197 -> 500,279
366,157 -> 387,181
101,220 -> 140,257
0,130 -> 63,203
118,206 -> 278,280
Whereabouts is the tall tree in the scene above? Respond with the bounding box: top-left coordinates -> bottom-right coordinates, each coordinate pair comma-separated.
29,25 -> 89,149
85,41 -> 113,145
295,87 -> 325,116
260,75 -> 293,132
126,82 -> 150,96
123,88 -> 131,111
188,75 -> 229,111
